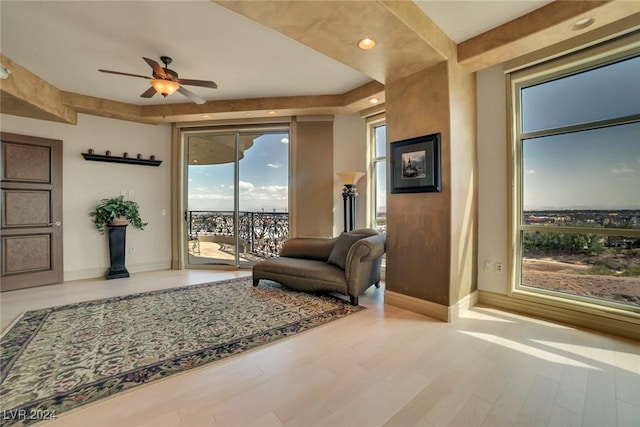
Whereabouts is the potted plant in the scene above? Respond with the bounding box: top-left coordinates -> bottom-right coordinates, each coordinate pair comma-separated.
90,196 -> 147,280
90,195 -> 147,235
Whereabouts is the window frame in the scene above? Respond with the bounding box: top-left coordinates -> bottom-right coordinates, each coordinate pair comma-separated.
508,38 -> 640,316
366,114 -> 386,232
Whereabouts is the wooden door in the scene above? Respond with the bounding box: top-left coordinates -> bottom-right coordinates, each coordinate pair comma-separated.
1,132 -> 63,291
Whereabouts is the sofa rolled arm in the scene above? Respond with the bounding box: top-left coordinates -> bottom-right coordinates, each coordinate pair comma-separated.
350,235 -> 385,262
344,234 -> 386,295
279,237 -> 336,261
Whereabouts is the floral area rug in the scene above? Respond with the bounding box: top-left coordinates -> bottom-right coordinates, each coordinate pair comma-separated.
0,278 -> 364,426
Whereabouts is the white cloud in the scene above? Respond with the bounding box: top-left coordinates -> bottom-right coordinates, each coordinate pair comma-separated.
188,194 -> 232,200
280,137 -> 289,144
239,181 -> 255,191
242,185 -> 289,202
267,163 -> 282,169
261,185 -> 287,193
611,163 -> 635,174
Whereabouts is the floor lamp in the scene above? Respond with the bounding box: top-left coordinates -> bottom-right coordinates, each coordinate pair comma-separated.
337,172 -> 365,232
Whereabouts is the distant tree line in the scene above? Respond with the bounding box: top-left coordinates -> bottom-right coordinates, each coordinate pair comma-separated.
523,231 -> 605,255
524,231 -> 640,255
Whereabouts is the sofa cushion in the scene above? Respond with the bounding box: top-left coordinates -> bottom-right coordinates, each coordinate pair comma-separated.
254,257 -> 346,286
327,232 -> 365,269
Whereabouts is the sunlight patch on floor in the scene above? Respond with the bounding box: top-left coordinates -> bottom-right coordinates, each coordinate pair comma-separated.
458,330 -> 599,369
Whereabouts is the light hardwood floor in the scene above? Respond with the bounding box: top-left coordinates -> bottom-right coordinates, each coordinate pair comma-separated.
1,270 -> 638,427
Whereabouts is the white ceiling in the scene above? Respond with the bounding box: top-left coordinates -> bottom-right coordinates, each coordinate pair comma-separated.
415,1 -> 552,43
0,1 -> 551,106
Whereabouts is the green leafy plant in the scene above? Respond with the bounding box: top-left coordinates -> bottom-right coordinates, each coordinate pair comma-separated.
90,196 -> 147,234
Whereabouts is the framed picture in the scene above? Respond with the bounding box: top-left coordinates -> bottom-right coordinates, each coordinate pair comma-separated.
390,133 -> 441,193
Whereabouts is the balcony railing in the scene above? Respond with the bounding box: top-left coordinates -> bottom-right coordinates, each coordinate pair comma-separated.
187,210 -> 289,259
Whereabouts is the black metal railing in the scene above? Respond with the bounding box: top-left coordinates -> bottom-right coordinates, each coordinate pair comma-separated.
187,210 -> 289,259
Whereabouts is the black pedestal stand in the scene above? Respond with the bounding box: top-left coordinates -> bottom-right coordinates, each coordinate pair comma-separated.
106,225 -> 130,279
341,184 -> 358,232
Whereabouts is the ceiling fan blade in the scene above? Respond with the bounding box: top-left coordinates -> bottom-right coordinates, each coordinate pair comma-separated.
143,57 -> 167,78
178,78 -> 217,89
178,86 -> 206,105
140,86 -> 157,98
98,69 -> 151,79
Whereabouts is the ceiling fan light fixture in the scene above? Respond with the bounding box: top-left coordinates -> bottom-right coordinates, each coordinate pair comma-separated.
151,79 -> 179,96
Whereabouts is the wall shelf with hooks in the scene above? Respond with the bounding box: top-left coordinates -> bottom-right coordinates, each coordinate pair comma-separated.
82,153 -> 162,167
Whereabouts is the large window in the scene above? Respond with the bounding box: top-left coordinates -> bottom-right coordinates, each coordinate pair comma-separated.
511,42 -> 640,313
367,115 -> 386,233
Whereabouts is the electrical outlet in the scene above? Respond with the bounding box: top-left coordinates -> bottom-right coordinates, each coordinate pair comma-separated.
129,247 -> 135,254
495,262 -> 503,272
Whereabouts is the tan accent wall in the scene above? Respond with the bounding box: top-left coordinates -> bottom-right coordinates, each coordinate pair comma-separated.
385,63 -> 452,305
385,58 -> 477,308
292,119 -> 334,237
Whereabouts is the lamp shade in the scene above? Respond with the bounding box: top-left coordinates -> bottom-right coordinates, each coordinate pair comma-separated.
151,79 -> 180,96
337,171 -> 365,185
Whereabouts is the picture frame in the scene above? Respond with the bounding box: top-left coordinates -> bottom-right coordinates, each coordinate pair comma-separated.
390,133 -> 441,193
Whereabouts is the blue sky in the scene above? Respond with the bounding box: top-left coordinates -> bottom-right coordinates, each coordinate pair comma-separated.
521,55 -> 640,210
188,133 -> 289,212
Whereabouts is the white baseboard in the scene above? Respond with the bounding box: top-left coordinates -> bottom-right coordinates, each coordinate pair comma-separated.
450,290 -> 479,321
478,290 -> 640,341
384,290 -> 479,322
64,260 -> 172,282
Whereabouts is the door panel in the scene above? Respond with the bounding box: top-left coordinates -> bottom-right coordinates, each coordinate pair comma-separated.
186,133 -> 237,267
3,235 -> 51,273
3,143 -> 51,182
3,190 -> 51,226
1,132 -> 63,291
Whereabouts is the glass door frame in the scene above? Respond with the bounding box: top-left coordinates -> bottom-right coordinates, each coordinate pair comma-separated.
177,123 -> 291,270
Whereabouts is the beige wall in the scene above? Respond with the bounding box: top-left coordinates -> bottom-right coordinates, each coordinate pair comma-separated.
476,65 -> 510,295
448,61 -> 478,303
333,113 -> 367,236
292,119 -> 334,237
0,113 -> 172,280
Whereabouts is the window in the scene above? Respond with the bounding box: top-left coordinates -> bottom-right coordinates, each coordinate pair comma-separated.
367,115 -> 386,233
510,42 -> 640,313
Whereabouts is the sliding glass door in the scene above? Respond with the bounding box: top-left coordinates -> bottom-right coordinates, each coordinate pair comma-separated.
184,128 -> 289,269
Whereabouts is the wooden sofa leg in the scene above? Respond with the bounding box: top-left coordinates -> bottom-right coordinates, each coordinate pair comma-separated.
350,296 -> 358,306
253,278 -> 259,287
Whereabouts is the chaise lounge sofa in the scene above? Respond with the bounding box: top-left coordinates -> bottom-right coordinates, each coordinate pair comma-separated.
252,228 -> 386,305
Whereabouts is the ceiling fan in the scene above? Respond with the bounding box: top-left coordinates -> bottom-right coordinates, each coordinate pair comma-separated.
98,56 -> 217,105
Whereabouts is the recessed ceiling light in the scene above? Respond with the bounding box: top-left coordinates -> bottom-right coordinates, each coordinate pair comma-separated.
369,97 -> 380,104
571,16 -> 595,31
268,111 -> 277,115
193,159 -> 199,163
201,114 -> 211,119
358,38 -> 376,50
